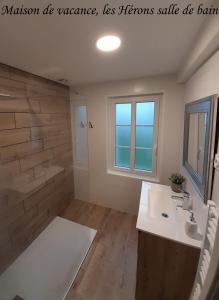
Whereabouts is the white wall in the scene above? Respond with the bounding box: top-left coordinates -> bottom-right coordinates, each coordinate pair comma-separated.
183,50 -> 219,300
181,50 -> 219,234
71,75 -> 183,214
178,13 -> 219,83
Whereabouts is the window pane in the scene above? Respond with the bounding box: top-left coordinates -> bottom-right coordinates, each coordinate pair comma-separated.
116,126 -> 131,147
135,149 -> 153,171
115,147 -> 130,168
115,103 -> 131,125
135,126 -> 154,148
136,102 -> 155,125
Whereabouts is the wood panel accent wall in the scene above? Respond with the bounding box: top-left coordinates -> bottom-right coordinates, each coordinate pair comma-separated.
0,64 -> 74,274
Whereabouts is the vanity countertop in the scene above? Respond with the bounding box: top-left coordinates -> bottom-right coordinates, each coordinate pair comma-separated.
136,182 -> 203,249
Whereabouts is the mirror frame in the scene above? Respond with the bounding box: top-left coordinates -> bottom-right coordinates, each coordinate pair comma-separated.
183,95 -> 217,202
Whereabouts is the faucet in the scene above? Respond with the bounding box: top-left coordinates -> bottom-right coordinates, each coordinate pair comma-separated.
171,189 -> 189,200
176,203 -> 192,211
179,188 -> 190,197
176,189 -> 192,211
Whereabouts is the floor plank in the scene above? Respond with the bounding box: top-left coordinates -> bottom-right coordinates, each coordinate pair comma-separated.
62,200 -> 138,300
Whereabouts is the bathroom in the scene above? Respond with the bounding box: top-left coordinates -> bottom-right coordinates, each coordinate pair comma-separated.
0,0 -> 219,299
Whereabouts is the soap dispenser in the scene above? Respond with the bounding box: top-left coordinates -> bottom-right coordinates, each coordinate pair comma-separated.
185,211 -> 198,237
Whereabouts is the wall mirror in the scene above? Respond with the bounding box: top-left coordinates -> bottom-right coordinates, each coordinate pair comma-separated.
183,95 -> 218,202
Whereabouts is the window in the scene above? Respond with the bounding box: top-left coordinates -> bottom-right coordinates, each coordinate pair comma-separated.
108,95 -> 160,178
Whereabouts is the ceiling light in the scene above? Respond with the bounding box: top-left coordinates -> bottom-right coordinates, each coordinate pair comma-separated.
96,35 -> 121,52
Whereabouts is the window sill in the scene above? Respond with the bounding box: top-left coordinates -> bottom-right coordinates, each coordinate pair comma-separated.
107,169 -> 160,183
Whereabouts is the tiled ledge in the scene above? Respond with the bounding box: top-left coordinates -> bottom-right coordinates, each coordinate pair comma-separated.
5,165 -> 65,196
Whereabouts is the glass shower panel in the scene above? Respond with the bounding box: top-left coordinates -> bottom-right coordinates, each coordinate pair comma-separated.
74,105 -> 88,167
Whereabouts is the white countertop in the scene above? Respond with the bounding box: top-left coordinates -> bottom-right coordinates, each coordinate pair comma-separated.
136,182 -> 203,249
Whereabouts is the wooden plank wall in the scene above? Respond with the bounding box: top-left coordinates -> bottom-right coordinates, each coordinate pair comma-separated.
0,64 -> 74,274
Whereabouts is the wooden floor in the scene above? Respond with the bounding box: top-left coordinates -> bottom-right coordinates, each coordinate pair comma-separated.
62,199 -> 138,300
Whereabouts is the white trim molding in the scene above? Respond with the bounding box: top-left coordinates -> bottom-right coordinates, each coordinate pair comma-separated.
107,93 -> 162,180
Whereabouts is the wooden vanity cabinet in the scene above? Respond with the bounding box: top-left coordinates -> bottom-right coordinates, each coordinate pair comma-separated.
135,230 -> 200,300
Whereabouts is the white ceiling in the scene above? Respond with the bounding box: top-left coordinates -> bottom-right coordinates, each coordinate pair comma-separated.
0,0 -> 212,85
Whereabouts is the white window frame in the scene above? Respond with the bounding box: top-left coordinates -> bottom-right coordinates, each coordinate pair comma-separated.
107,94 -> 161,179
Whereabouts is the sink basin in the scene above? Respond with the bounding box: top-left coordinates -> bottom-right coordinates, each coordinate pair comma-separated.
137,182 -> 203,249
147,189 -> 176,222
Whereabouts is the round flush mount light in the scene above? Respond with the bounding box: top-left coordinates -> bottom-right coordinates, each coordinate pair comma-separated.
96,35 -> 121,52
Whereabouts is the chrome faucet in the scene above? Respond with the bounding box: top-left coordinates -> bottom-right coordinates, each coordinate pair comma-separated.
176,203 -> 192,211
179,189 -> 190,197
175,189 -> 192,211
176,202 -> 183,209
